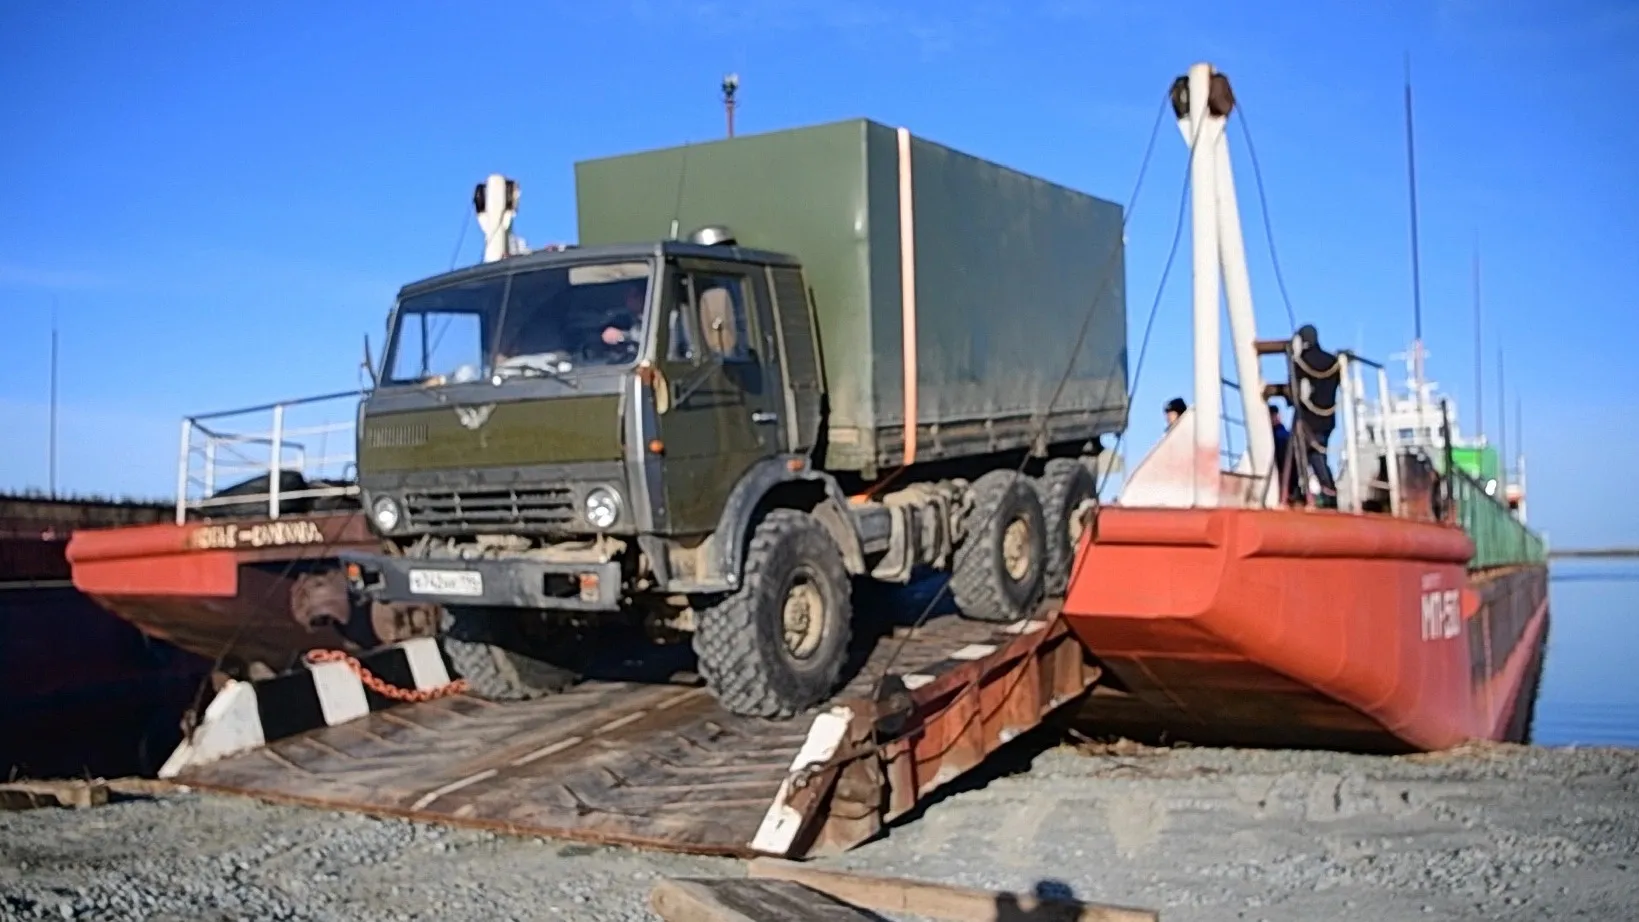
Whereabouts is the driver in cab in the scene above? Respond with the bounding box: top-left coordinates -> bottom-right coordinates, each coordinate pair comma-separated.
490,279 -> 645,375
594,282 -> 645,353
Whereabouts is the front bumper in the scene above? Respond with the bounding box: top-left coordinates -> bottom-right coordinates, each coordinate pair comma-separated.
339,550 -> 623,612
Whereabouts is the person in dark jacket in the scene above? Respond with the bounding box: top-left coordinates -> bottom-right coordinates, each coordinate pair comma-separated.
1291,324 -> 1341,507
1269,403 -> 1302,504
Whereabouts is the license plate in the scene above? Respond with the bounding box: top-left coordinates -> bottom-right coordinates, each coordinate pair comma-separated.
408,568 -> 483,597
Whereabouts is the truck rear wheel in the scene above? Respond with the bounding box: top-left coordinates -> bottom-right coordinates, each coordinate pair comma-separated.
951,470 -> 1047,623
1037,457 -> 1099,598
439,607 -> 578,700
693,509 -> 852,720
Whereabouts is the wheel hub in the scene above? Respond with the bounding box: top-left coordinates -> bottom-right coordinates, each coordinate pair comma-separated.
1002,517 -> 1033,581
781,575 -> 826,659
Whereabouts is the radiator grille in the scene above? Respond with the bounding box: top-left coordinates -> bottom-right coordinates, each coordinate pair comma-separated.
404,486 -> 575,530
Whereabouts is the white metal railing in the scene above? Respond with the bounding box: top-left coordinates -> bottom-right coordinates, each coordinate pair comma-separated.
1335,351 -> 1402,516
174,390 -> 365,524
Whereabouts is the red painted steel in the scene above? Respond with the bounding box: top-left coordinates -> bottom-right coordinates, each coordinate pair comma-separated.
65,511 -> 386,673
1063,506 -> 1549,752
67,512 -> 376,595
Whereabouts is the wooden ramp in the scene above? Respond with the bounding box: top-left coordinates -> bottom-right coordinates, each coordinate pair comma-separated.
162,605 -> 1098,858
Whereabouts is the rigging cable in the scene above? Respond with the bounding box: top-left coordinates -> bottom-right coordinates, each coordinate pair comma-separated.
1233,106 -> 1300,331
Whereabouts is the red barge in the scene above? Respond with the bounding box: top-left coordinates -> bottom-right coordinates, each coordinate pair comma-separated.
1059,63 -> 1547,755
48,61 -> 1547,856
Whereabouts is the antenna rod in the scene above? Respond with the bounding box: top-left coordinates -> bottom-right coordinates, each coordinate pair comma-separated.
1404,55 -> 1426,391
722,73 -> 739,138
1497,347 -> 1508,493
1473,242 -> 1484,440
49,302 -> 58,498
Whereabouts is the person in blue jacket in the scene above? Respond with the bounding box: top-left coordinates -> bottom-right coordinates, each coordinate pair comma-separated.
1269,403 -> 1301,504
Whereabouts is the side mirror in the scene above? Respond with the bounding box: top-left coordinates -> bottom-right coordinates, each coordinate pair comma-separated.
361,333 -> 380,389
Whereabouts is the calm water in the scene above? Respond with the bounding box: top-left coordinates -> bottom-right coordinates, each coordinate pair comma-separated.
1533,559 -> 1639,747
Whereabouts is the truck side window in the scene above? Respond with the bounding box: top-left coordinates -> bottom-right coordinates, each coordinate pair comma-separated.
694,274 -> 751,363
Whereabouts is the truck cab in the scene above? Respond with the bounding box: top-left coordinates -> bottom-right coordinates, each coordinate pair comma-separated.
344,228 -> 866,715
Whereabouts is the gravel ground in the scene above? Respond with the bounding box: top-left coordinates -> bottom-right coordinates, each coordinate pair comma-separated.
1,740 -> 1636,921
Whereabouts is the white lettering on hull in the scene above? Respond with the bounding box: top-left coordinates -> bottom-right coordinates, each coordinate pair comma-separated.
189,519 -> 326,551
1420,587 -> 1462,641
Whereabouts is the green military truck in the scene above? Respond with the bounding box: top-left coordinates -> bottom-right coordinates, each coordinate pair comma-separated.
341,118 -> 1129,719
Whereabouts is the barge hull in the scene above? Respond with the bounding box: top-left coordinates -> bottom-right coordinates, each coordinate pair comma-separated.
1064,507 -> 1549,752
66,512 -> 435,677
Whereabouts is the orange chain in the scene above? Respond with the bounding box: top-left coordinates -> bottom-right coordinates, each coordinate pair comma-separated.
302,648 -> 469,703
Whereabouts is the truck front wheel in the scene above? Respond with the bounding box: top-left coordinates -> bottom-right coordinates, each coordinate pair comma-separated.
951,470 -> 1047,623
693,509 -> 853,719
439,607 -> 578,700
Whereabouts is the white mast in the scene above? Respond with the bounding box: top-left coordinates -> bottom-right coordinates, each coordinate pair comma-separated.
1121,63 -> 1275,509
1182,63 -> 1224,507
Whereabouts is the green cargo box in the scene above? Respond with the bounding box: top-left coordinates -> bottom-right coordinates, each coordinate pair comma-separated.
574,118 -> 1129,474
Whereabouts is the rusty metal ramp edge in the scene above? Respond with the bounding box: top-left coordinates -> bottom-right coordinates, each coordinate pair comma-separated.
161,608 -> 1098,858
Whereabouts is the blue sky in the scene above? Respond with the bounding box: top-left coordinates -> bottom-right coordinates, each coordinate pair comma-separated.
1,0 -> 1634,547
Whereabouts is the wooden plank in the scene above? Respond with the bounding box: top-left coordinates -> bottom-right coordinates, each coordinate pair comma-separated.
650,878 -> 884,922
747,859 -> 1160,922
0,779 -> 110,810
0,777 -> 183,812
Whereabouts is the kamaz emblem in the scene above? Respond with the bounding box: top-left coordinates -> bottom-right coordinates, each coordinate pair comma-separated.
455,404 -> 495,429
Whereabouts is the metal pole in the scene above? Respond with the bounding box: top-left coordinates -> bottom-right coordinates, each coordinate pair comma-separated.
1497,348 -> 1507,496
175,419 -> 192,525
269,403 -> 285,519
1181,63 -> 1223,508
1378,367 -> 1401,516
722,73 -> 739,138
1340,355 -> 1363,513
204,441 -> 217,496
48,308 -> 57,497
1213,97 -> 1276,505
1404,55 -> 1426,419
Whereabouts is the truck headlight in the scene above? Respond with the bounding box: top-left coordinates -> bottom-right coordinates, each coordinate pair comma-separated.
371,495 -> 402,532
584,487 -> 621,529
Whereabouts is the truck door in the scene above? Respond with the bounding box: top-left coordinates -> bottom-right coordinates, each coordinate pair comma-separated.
653,260 -> 783,536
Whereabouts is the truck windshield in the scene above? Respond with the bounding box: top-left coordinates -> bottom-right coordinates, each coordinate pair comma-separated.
384,261 -> 652,387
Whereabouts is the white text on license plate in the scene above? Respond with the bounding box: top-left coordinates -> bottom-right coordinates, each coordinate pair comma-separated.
408,568 -> 483,597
